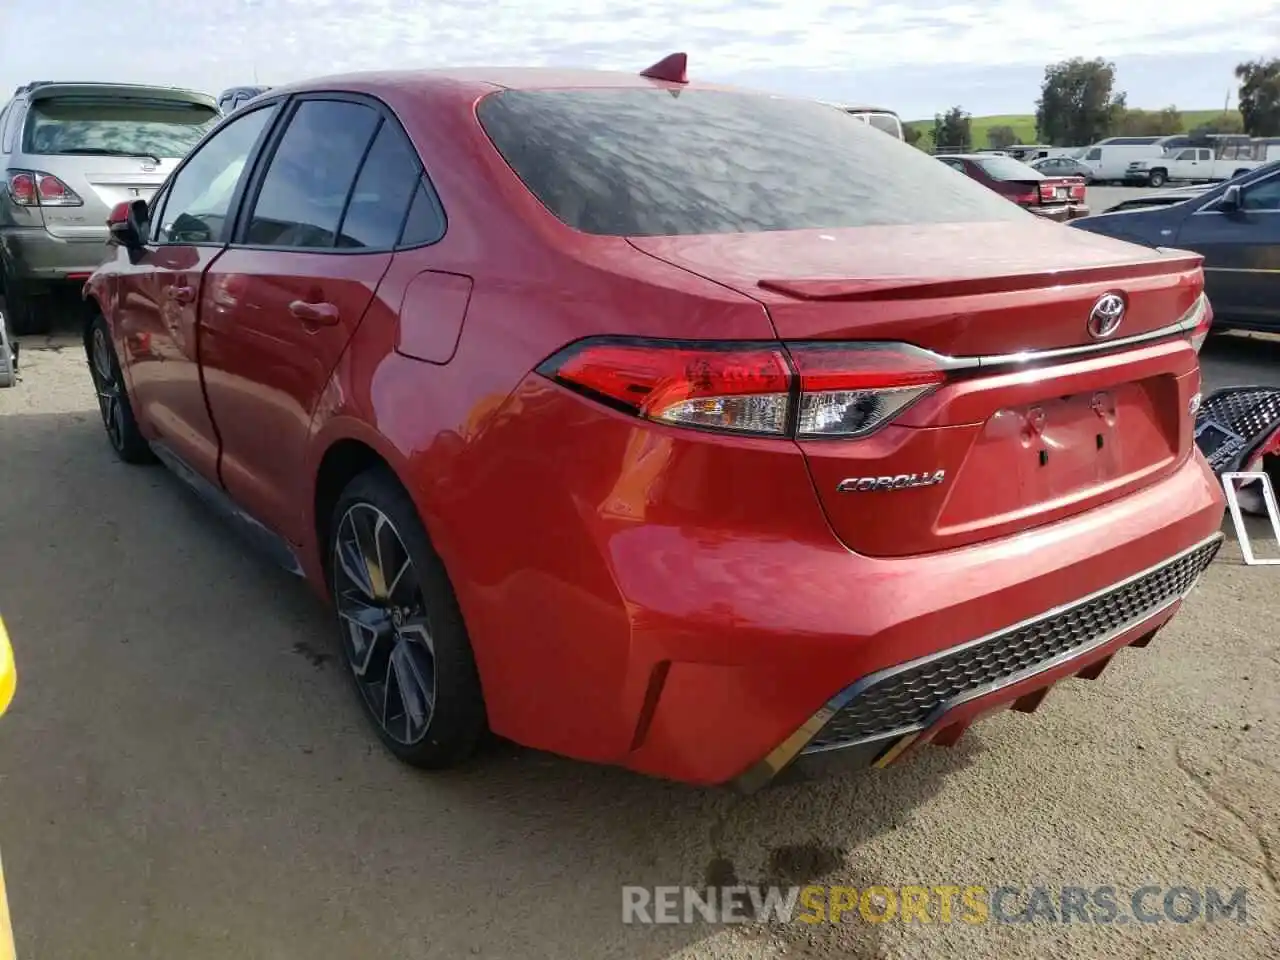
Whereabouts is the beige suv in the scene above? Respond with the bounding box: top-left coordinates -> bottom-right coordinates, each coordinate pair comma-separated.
0,81 -> 219,333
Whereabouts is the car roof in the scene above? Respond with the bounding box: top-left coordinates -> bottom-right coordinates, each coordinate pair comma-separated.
259,66 -> 756,104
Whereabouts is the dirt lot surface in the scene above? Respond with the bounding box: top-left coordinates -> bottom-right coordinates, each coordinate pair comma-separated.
0,327 -> 1278,960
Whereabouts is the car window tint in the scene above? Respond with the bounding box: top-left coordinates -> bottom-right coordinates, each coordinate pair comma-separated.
476,89 -> 1023,236
245,99 -> 379,249
398,180 -> 446,246
156,105 -> 273,245
1242,175 -> 1280,211
335,120 -> 421,249
866,113 -> 902,138
22,97 -> 218,159
0,103 -> 20,153
1086,148 -> 1102,160
973,155 -> 1042,180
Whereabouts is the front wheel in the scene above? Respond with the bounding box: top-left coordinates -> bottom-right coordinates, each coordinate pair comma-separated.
87,316 -> 154,464
329,468 -> 487,768
1147,169 -> 1168,188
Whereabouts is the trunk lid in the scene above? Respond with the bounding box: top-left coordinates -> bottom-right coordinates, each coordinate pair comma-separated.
41,157 -> 177,241
628,221 -> 1204,557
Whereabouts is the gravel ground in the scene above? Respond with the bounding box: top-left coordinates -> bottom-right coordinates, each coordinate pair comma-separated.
0,326 -> 1277,960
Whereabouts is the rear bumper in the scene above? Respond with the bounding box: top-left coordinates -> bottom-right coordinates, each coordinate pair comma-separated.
616,451 -> 1224,786
739,532 -> 1219,789
1029,203 -> 1090,222
445,378 -> 1225,788
0,226 -> 110,288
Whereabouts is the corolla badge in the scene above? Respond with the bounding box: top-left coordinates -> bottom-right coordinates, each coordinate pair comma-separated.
1087,292 -> 1126,339
837,470 -> 946,493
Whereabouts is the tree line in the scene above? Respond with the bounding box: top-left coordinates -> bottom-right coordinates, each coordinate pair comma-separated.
907,57 -> 1280,153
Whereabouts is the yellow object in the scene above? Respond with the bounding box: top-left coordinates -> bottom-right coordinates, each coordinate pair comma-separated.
0,615 -> 14,718
0,614 -> 16,959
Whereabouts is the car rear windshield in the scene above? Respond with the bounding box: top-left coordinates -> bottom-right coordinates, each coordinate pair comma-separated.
864,113 -> 903,137
22,97 -> 219,160
972,155 -> 1044,181
476,89 -> 1024,236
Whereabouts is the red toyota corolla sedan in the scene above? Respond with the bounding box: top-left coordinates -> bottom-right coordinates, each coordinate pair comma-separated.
82,58 -> 1225,788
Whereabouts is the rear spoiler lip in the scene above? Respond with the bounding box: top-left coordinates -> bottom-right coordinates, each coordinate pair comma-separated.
757,251 -> 1204,302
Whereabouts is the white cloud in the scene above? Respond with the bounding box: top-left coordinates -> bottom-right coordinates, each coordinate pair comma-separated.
1,0 -> 1276,103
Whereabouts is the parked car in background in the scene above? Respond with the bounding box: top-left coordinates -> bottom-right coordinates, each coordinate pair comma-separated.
1071,160 -> 1280,332
936,153 -> 1088,220
1077,135 -> 1194,184
1102,183 -> 1215,212
1031,155 -> 1097,181
0,81 -> 220,333
829,103 -> 904,139
217,85 -> 272,114
1125,145 -> 1258,188
82,61 -> 1222,787
1004,144 -> 1081,163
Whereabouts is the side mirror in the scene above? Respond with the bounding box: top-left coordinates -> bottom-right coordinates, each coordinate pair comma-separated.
1220,184 -> 1243,214
106,198 -> 148,251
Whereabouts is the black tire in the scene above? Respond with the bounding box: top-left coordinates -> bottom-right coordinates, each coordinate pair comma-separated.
86,314 -> 155,464
328,468 -> 487,768
1147,169 -> 1168,188
0,265 -> 49,336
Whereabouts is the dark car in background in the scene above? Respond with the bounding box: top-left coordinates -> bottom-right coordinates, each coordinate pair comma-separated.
217,86 -> 271,114
936,153 -> 1089,221
1071,161 -> 1280,332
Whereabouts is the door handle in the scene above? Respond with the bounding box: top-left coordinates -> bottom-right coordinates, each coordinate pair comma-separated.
167,285 -> 195,304
289,300 -> 340,326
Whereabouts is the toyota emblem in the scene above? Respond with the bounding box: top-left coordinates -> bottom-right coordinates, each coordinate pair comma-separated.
1087,292 -> 1126,339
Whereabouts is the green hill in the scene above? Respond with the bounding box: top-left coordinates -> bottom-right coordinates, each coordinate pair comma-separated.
905,110 -> 1237,151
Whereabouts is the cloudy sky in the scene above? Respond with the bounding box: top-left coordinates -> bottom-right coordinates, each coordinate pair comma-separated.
2,0 -> 1277,119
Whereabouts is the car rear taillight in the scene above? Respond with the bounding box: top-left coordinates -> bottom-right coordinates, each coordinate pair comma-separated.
1070,180 -> 1086,201
1037,182 -> 1056,202
4,169 -> 82,207
1183,293 -> 1213,352
537,338 -> 948,439
6,171 -> 36,206
786,342 -> 946,438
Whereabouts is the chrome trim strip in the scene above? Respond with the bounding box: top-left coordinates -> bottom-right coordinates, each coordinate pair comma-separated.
734,531 -> 1223,791
929,314 -> 1198,375
1204,267 -> 1280,275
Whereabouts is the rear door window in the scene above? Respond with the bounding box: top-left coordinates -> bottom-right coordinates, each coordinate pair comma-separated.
335,120 -> 422,249
244,99 -> 379,249
476,89 -> 1023,237
21,96 -> 219,160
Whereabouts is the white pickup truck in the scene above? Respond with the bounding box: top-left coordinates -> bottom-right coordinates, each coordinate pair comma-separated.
1124,147 -> 1258,187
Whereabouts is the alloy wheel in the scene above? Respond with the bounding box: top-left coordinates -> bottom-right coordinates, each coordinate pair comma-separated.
333,503 -> 437,745
90,327 -> 125,452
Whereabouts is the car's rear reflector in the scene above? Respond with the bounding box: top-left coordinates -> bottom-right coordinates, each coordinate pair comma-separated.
4,168 -> 82,207
537,338 -> 948,439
